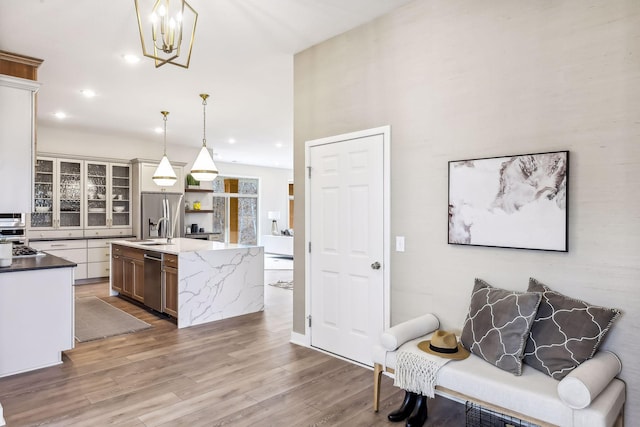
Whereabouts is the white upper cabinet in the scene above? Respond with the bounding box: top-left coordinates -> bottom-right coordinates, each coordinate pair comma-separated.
0,75 -> 40,213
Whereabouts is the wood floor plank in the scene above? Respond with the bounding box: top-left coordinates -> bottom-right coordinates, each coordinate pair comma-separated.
0,281 -> 467,426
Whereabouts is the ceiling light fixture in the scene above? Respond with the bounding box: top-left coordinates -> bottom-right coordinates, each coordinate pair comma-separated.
123,54 -> 141,64
152,111 -> 177,187
190,94 -> 218,181
54,111 -> 67,119
81,89 -> 96,98
134,0 -> 198,68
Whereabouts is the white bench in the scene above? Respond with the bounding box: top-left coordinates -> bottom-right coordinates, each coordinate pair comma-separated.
372,314 -> 625,427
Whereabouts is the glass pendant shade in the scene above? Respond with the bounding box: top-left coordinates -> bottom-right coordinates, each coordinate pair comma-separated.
190,93 -> 218,181
153,110 -> 177,187
153,155 -> 177,186
190,145 -> 218,181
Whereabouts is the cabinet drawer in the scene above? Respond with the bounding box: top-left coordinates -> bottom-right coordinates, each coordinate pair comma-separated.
87,239 -> 113,249
87,261 -> 110,278
84,228 -> 133,238
30,240 -> 87,251
164,254 -> 178,268
27,229 -> 84,240
88,247 -> 110,262
115,245 -> 145,261
43,248 -> 87,264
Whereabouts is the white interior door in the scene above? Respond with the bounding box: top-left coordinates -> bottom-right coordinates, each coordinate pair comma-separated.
307,128 -> 388,366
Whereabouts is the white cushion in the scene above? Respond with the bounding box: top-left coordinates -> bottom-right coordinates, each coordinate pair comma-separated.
375,340 -> 625,427
380,313 -> 439,351
557,351 -> 622,409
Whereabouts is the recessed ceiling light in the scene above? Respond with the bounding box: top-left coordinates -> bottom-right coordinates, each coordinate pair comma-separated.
54,111 -> 67,119
123,54 -> 140,64
275,142 -> 283,148
80,89 -> 96,98
228,138 -> 236,144
154,127 -> 163,134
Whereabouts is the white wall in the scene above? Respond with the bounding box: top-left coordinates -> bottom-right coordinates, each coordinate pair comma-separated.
37,125 -> 293,239
294,0 -> 640,419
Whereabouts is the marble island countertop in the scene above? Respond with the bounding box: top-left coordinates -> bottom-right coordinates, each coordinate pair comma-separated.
110,237 -> 264,329
112,237 -> 260,254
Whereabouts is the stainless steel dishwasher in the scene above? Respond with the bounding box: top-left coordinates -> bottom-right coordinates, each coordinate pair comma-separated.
143,251 -> 163,312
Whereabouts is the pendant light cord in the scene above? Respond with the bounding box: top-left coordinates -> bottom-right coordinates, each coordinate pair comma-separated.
202,96 -> 207,147
160,111 -> 170,155
163,113 -> 168,155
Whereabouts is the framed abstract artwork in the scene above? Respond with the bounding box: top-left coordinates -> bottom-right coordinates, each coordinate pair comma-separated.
448,151 -> 569,251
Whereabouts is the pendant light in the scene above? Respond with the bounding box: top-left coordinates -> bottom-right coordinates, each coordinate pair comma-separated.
152,111 -> 178,187
190,93 -> 218,181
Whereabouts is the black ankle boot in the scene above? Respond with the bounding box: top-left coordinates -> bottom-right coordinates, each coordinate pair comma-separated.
405,394 -> 428,427
387,391 -> 418,422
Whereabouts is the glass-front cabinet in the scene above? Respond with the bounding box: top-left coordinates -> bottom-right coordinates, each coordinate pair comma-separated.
84,161 -> 131,231
31,157 -> 83,232
30,157 -> 131,238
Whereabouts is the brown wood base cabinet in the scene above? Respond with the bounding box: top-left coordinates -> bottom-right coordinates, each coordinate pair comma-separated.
112,244 -> 144,302
162,254 -> 178,317
112,244 -> 178,318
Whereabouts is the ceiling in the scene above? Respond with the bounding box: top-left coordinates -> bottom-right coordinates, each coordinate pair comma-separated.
0,0 -> 413,169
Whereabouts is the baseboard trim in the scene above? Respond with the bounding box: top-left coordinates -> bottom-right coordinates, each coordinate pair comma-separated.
290,331 -> 309,347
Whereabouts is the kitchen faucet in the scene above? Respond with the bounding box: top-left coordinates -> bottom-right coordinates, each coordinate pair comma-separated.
157,217 -> 171,244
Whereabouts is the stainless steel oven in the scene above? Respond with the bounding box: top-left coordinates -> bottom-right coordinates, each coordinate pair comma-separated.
0,213 -> 27,245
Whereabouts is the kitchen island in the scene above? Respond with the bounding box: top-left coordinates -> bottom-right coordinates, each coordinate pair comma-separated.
0,254 -> 76,378
110,238 -> 264,329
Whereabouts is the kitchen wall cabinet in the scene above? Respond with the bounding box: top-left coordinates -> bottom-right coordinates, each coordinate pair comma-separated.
30,156 -> 133,239
133,159 -> 185,194
162,254 -> 178,317
0,74 -> 40,213
29,157 -> 85,239
84,161 -> 131,233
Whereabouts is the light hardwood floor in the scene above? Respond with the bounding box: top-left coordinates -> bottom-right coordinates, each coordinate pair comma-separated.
0,280 -> 465,426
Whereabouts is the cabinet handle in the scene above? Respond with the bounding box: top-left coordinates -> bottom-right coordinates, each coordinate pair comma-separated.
51,244 -> 67,247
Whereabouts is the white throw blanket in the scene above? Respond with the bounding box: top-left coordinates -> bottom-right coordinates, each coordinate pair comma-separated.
394,344 -> 451,398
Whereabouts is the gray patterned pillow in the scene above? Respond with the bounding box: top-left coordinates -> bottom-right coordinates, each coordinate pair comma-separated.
461,279 -> 542,375
523,278 -> 621,380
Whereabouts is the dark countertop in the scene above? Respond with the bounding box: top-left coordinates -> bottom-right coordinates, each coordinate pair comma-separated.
0,254 -> 77,273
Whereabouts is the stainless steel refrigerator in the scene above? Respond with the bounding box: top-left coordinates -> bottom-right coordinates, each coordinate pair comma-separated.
140,192 -> 184,240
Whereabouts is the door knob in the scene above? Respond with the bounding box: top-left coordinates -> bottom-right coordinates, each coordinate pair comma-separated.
371,261 -> 381,270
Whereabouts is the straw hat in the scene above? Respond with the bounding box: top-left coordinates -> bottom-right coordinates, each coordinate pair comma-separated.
418,330 -> 470,360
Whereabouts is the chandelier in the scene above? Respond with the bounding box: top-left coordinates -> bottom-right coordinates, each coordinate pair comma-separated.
134,0 -> 198,68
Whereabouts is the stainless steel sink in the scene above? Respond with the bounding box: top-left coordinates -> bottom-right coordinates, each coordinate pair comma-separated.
138,239 -> 174,246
